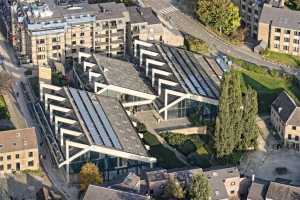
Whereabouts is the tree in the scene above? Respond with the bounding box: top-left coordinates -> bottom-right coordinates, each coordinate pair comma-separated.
164,177 -> 185,199
196,0 -> 240,35
189,173 -> 211,200
238,87 -> 258,150
214,72 -> 236,158
79,162 -> 103,192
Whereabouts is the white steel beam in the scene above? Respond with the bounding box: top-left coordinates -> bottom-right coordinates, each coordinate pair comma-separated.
139,49 -> 158,66
88,71 -> 101,82
122,99 -> 153,108
44,93 -> 66,111
152,68 -> 172,87
49,104 -> 71,123
54,116 -> 77,136
83,61 -> 96,72
145,58 -> 165,77
60,128 -> 83,147
78,52 -> 92,63
59,140 -> 157,168
40,83 -> 62,102
158,79 -> 178,96
134,40 -> 153,57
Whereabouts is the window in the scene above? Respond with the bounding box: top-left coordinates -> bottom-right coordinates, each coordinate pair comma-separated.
288,134 -> 292,139
296,136 -> 299,141
7,164 -> 11,170
292,126 -> 297,130
72,41 -> 76,45
38,47 -> 45,52
275,28 -> 281,33
52,37 -> 60,42
52,45 -> 61,50
294,39 -> 300,44
274,36 -> 280,41
230,190 -> 235,194
230,181 -> 236,186
294,31 -> 300,36
79,48 -> 85,52
53,53 -> 58,58
0,165 -> 3,171
28,152 -> 33,157
283,45 -> 289,50
80,40 -> 84,44
274,44 -> 280,49
285,29 -> 291,34
15,154 -> 19,159
72,49 -> 77,53
72,33 -> 76,37
28,161 -> 34,167
37,55 -> 45,60
80,32 -> 84,36
7,155 -> 11,160
36,39 -> 45,44
284,38 -> 290,42
0,156 -> 3,161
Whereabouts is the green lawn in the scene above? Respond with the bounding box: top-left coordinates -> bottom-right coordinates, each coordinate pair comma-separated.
0,95 -> 9,119
262,50 -> 300,68
142,132 -> 186,169
236,67 -> 300,114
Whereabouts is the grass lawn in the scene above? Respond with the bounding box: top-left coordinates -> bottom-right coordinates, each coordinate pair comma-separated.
0,95 -> 9,119
236,67 -> 300,114
262,50 -> 300,68
142,132 -> 186,169
161,133 -> 212,168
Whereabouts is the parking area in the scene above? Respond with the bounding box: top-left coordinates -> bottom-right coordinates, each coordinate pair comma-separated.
240,117 -> 300,185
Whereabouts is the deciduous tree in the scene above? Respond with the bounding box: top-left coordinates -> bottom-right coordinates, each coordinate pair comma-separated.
79,162 -> 103,192
189,173 -> 211,200
164,177 -> 185,199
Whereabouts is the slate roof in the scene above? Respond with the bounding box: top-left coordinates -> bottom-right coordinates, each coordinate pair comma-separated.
93,54 -> 154,95
260,4 -> 300,30
247,181 -> 266,200
271,91 -> 297,123
204,167 -> 240,200
128,6 -> 160,25
266,182 -> 300,200
83,185 -> 147,200
0,128 -> 38,153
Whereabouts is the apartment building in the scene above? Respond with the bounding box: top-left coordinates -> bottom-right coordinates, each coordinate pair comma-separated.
258,4 -> 300,56
239,0 -> 285,38
0,128 -> 39,173
271,91 -> 300,150
12,1 -> 129,66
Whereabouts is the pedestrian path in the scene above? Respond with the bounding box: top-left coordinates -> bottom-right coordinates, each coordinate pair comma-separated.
159,5 -> 178,15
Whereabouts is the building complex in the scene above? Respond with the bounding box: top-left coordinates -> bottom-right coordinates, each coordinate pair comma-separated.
2,0 -> 183,67
271,91 -> 300,150
38,84 -> 156,181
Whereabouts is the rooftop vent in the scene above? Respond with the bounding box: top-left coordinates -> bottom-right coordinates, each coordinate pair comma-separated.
278,107 -> 282,113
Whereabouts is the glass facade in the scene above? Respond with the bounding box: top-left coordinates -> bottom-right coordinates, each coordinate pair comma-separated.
165,99 -> 217,123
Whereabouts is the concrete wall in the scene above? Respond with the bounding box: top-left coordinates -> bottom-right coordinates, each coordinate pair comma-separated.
0,148 -> 39,173
258,22 -> 270,44
168,126 -> 207,135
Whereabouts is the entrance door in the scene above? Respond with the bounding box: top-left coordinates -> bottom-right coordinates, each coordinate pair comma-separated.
16,163 -> 20,171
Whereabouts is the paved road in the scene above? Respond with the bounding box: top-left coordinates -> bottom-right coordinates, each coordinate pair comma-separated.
142,0 -> 299,76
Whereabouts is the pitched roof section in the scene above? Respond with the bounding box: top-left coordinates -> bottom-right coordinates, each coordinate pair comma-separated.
260,4 -> 300,30
128,6 -> 160,25
271,91 -> 297,123
0,128 -> 38,153
266,182 -> 300,200
83,185 -> 147,200
93,54 -> 154,95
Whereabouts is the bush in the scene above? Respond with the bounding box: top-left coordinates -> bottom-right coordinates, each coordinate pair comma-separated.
185,35 -> 209,54
136,122 -> 147,133
178,140 -> 197,156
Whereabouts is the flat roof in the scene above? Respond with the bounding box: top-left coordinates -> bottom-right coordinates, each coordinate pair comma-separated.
66,87 -> 148,156
260,5 -> 300,30
93,54 -> 154,95
266,182 -> 300,200
83,185 -> 147,200
0,128 -> 38,153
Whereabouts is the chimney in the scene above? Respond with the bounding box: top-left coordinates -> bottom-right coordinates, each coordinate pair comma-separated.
278,107 -> 282,113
